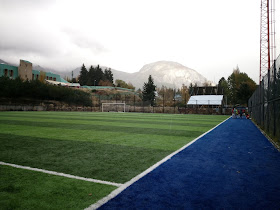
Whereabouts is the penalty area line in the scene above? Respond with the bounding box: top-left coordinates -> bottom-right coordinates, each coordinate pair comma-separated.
0,161 -> 122,187
86,116 -> 231,210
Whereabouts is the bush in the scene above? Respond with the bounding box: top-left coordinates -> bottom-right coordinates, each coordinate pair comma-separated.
0,77 -> 92,106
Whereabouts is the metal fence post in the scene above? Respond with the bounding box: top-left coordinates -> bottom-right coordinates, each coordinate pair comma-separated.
273,60 -> 277,136
267,69 -> 270,133
248,55 -> 280,141
261,80 -> 264,128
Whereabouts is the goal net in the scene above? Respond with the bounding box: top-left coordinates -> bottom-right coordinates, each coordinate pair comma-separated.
102,103 -> 129,112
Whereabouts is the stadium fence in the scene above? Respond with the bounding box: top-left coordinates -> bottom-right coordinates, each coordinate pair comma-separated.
248,55 -> 280,142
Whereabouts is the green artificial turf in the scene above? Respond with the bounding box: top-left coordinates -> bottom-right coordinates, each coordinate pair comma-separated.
0,165 -> 116,210
0,112 -> 228,209
0,112 -> 228,183
0,133 -> 171,183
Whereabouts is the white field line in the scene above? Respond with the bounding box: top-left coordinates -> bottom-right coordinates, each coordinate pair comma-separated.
86,116 -> 231,210
0,161 -> 122,187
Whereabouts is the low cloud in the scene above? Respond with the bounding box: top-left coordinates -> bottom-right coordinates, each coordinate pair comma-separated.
0,0 -> 56,10
61,27 -> 108,54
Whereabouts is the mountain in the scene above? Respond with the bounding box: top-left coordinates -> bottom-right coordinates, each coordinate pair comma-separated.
68,61 -> 211,89
0,59 -> 11,65
125,61 -> 211,89
1,58 -> 212,89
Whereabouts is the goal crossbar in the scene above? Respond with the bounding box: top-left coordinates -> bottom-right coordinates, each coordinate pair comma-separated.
102,103 -> 126,112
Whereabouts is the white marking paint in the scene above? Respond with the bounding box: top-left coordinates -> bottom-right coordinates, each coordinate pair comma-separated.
86,116 -> 231,210
0,161 -> 122,187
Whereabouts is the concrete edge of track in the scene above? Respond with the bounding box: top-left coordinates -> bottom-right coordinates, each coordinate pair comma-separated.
85,116 -> 231,210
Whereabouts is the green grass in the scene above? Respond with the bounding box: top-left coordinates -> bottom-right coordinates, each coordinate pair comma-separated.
0,133 -> 170,183
0,111 -> 228,209
0,112 -> 228,182
0,165 -> 116,210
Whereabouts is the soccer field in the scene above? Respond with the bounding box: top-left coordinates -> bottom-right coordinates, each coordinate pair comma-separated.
0,112 -> 228,209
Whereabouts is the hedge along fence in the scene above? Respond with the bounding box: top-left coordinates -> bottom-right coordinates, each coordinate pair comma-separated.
0,77 -> 92,107
0,105 -> 46,111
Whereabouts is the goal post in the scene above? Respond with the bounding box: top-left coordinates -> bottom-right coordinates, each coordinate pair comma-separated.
102,103 -> 128,112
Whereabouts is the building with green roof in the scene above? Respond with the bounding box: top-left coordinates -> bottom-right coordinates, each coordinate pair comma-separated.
0,60 -> 64,82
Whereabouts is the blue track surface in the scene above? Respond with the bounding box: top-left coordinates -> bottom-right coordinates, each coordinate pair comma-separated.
100,118 -> 280,209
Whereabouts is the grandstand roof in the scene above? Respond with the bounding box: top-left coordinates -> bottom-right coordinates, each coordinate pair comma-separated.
187,95 -> 223,105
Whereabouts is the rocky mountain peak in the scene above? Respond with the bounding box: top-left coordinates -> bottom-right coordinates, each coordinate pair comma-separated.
135,61 -> 210,89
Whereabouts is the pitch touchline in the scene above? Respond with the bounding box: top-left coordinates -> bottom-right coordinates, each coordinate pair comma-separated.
86,116 -> 231,210
0,161 -> 122,187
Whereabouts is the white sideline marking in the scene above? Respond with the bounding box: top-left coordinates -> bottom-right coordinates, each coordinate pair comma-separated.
0,161 -> 122,187
86,116 -> 231,210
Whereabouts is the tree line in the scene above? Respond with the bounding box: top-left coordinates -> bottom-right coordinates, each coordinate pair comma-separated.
78,64 -> 136,90
77,63 -> 257,107
140,66 -> 257,107
79,64 -> 114,86
0,76 -> 92,106
217,66 -> 257,106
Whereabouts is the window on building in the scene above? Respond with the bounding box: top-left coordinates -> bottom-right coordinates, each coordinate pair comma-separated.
36,74 -> 39,80
9,70 -> 14,77
32,74 -> 34,80
50,77 -> 53,80
4,69 -> 8,76
53,77 -> 56,81
47,76 -> 49,80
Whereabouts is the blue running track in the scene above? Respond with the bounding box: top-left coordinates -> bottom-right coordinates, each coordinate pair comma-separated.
100,118 -> 280,209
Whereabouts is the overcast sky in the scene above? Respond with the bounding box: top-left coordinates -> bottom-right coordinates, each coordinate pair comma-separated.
0,0 -> 279,83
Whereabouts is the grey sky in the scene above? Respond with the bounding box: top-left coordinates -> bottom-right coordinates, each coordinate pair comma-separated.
0,0 -> 279,83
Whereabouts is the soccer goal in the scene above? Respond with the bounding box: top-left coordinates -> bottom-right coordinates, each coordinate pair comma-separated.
102,103 -> 129,112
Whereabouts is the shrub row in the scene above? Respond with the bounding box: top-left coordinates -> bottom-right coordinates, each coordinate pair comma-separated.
0,77 -> 92,106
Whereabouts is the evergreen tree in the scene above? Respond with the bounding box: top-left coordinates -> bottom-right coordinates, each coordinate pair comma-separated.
95,65 -> 104,86
104,68 -> 114,84
218,77 -> 229,95
87,65 -> 96,86
142,75 -> 156,105
78,64 -> 88,86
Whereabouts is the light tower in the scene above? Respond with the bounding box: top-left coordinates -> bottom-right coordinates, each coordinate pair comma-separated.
259,0 -> 276,83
